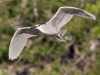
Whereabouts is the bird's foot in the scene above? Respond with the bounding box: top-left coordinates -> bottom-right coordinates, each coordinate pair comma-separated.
55,36 -> 67,43
60,39 -> 67,43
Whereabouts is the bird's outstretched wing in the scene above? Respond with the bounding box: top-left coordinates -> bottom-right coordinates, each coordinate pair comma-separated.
48,6 -> 96,29
9,27 -> 42,60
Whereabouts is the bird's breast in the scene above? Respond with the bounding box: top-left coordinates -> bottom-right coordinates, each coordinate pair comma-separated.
37,25 -> 57,35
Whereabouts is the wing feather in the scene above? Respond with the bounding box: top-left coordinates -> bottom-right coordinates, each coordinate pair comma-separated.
48,6 -> 96,29
9,27 -> 40,60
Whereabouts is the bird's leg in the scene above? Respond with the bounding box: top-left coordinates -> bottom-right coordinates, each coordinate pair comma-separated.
55,36 -> 67,43
60,37 -> 67,43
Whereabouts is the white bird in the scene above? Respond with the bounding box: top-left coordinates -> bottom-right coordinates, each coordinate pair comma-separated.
9,6 -> 96,60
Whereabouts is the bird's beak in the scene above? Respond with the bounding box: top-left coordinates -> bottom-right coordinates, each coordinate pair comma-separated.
31,25 -> 38,29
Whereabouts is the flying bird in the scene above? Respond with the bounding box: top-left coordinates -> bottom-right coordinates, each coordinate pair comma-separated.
9,6 -> 96,60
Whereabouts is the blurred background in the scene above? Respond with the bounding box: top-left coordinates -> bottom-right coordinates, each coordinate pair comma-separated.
0,0 -> 100,75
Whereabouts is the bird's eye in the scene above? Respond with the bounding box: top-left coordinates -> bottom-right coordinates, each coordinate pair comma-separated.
38,24 -> 40,26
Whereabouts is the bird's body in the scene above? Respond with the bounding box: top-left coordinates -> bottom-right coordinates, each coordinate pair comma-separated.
35,23 -> 58,35
9,6 -> 96,60
31,22 -> 67,42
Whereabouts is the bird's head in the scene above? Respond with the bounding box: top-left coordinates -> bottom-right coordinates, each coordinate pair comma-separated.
32,22 -> 46,29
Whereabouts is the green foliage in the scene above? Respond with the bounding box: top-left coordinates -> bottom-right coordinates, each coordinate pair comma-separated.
0,0 -> 100,75
91,26 -> 100,39
0,69 -> 7,75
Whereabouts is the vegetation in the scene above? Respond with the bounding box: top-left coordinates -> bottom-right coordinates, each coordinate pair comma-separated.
0,0 -> 100,75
